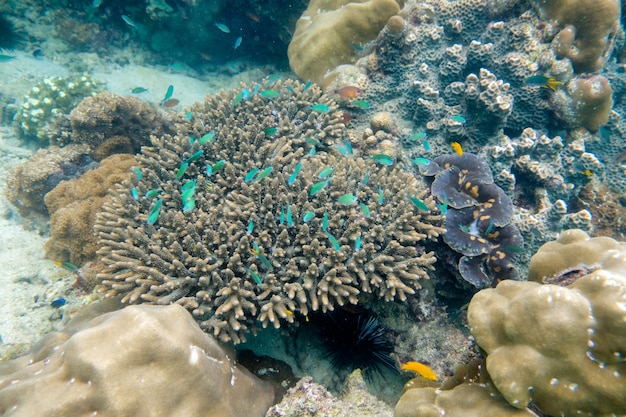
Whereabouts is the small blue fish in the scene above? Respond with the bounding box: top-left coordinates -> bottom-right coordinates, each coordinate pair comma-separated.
411,132 -> 427,141
322,211 -> 329,231
359,203 -> 370,218
309,146 -> 316,157
422,138 -> 431,152
303,211 -> 315,223
309,104 -> 330,113
181,181 -> 197,203
131,188 -> 139,200
325,232 -> 341,252
334,144 -> 350,155
121,15 -> 137,28
251,83 -> 260,95
370,154 -> 394,166
214,22 -> 230,33
261,90 -> 281,98
253,166 -> 273,182
248,269 -> 263,285
412,157 -> 430,166
436,201 -> 448,214
244,167 -> 260,182
285,86 -> 295,94
232,89 -> 250,108
310,180 -> 329,196
407,194 -> 429,212
450,115 -> 466,123
264,127 -> 278,136
185,111 -> 193,120
175,162 -> 189,180
288,161 -> 303,185
234,36 -> 242,50
145,189 -> 159,198
50,298 -> 67,308
147,199 -> 163,225
161,85 -> 174,104
186,149 -> 204,163
305,137 -> 322,146
337,193 -> 358,205
189,136 -> 196,144
131,87 -> 149,94
354,235 -> 362,251
247,220 -> 254,234
265,74 -> 281,84
484,218 -> 494,236
198,132 -> 216,145
206,164 -> 213,177
378,186 -> 384,205
182,198 -> 195,213
304,81 -> 313,91
318,167 -> 334,179
361,171 -> 370,186
211,159 -> 226,173
251,246 -> 273,270
352,100 -> 370,109
130,167 -> 142,180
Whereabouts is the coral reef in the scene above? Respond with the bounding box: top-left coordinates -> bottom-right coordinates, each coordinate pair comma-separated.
95,80 -> 444,343
552,75 -> 613,132
52,92 -> 174,161
529,0 -> 621,73
288,0 -> 403,86
4,144 -> 96,225
14,74 -> 104,143
419,153 -> 523,288
267,370 -> 394,417
467,229 -> 626,416
0,304 -> 275,417
44,154 -> 137,265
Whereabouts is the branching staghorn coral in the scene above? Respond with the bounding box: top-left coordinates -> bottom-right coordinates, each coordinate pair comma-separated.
95,80 -> 444,343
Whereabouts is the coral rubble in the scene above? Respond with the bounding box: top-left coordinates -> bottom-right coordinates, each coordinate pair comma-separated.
95,80 -> 444,343
0,304 -> 275,417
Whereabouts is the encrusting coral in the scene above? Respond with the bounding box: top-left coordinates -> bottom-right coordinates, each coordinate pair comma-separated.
0,304 -> 275,417
44,154 -> 137,265
418,153 -> 522,288
467,229 -> 626,416
95,80 -> 444,343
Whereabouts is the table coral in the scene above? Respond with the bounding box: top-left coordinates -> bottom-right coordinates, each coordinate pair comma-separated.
0,304 -> 275,417
44,154 -> 137,265
95,80 -> 444,343
468,230 -> 626,416
288,0 -> 403,86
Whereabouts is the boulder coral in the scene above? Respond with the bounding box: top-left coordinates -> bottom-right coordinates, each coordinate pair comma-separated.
288,0 -> 403,87
467,229 -> 626,416
0,304 -> 275,417
95,80 -> 444,343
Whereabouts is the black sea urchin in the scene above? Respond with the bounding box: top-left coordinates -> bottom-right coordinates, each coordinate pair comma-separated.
0,15 -> 22,50
316,310 -> 396,380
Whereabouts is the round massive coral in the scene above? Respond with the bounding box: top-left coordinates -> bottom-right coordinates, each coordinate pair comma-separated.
95,80 -> 443,343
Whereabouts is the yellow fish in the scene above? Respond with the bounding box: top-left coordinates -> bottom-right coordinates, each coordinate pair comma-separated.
524,75 -> 563,92
583,169 -> 594,177
451,141 -> 463,156
400,361 -> 438,381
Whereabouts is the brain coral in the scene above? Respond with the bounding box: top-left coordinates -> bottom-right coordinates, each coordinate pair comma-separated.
95,80 -> 444,343
468,229 -> 626,416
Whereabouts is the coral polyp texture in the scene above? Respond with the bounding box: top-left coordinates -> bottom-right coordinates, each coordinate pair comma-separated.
467,229 -> 626,417
95,80 -> 444,343
419,153 -> 522,288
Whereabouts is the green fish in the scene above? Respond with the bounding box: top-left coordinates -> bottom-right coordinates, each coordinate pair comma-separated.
261,89 -> 281,98
304,80 -> 313,91
189,136 -> 196,144
355,235 -> 362,251
410,132 -> 427,141
253,166 -> 273,182
436,201 -> 448,214
378,186 -> 384,205
0,55 -> 16,62
175,162 -> 189,180
198,131 -> 216,145
131,188 -> 139,199
247,220 -> 254,234
265,74 -> 281,84
504,245 -> 525,253
130,167 -> 142,179
370,154 -> 394,166
170,63 -> 191,72
310,179 -> 329,196
131,87 -> 149,94
412,157 -> 430,166
422,138 -> 431,152
325,232 -> 341,252
185,111 -> 193,120
318,167 -> 334,179
161,85 -> 174,104
484,218 -> 494,236
407,194 -> 429,212
309,104 -> 331,113
305,137 -> 322,146
361,171 -> 370,186
186,149 -> 204,163
285,86 -> 295,94
450,115 -> 466,123
147,199 -> 163,225
337,193 -> 358,206
264,127 -> 278,136
458,224 -> 471,233
145,189 -> 160,198
244,167 -> 260,183
181,180 -> 197,202
54,261 -> 79,272
248,269 -> 263,285
232,89 -> 250,108
322,211 -> 329,231
352,100 -> 370,109
214,22 -> 230,33
309,146 -> 316,157
303,211 -> 315,223
288,162 -> 303,186
182,198 -> 195,213
359,203 -> 370,218
211,159 -> 226,173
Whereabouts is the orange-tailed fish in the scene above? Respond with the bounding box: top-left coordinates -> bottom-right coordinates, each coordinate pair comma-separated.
451,141 -> 463,156
524,75 -> 563,92
335,86 -> 363,99
401,361 -> 437,381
